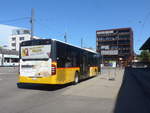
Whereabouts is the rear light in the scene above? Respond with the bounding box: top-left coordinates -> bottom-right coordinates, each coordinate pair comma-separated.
51,64 -> 56,75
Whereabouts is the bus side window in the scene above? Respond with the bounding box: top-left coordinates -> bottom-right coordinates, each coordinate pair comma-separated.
65,57 -> 72,67
72,50 -> 76,67
66,46 -> 78,67
65,46 -> 72,67
56,42 -> 66,68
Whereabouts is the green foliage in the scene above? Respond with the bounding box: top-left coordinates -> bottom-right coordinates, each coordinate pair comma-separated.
139,50 -> 150,62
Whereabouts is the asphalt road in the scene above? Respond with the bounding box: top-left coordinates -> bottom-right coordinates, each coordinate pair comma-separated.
0,67 -> 123,113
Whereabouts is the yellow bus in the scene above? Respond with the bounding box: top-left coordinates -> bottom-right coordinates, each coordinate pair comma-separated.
18,39 -> 100,85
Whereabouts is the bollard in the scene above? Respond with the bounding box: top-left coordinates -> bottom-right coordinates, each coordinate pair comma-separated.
108,68 -> 115,81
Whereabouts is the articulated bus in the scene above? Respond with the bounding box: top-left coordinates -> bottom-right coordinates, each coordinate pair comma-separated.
18,39 -> 100,85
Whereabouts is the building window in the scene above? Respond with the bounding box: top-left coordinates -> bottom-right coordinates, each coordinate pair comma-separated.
17,30 -> 20,35
11,43 -> 16,47
12,37 -> 16,41
20,37 -> 24,40
24,30 -> 30,34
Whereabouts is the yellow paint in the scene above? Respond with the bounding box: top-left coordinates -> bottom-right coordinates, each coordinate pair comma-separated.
18,62 -> 80,84
18,61 -> 99,84
18,75 -> 59,84
89,66 -> 98,77
56,68 -> 79,84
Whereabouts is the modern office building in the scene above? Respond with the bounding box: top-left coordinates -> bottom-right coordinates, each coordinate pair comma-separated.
9,29 -> 40,51
96,28 -> 134,66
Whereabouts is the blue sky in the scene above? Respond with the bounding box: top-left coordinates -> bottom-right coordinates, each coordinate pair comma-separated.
0,24 -> 23,46
0,0 -> 150,54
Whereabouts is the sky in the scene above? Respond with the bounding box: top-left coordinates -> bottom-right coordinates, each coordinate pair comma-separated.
0,24 -> 22,46
0,0 -> 150,54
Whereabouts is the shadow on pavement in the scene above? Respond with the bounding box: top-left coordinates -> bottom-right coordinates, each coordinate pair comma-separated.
79,75 -> 97,82
16,76 -> 97,91
114,67 -> 150,113
16,83 -> 71,91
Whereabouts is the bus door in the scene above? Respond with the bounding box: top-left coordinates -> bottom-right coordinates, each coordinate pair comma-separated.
81,53 -> 88,77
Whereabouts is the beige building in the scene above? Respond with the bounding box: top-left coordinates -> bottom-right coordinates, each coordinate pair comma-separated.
9,29 -> 40,51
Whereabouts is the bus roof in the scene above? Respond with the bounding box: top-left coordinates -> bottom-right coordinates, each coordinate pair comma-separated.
52,39 -> 98,54
21,38 -> 98,54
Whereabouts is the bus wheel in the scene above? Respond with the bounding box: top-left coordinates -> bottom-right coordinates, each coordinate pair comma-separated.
17,83 -> 22,88
74,72 -> 79,85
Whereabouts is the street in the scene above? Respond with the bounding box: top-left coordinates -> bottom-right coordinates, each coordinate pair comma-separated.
0,67 -> 123,113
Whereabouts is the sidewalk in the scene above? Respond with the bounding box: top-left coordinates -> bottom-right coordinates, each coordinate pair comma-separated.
100,67 -> 124,81
62,67 -> 124,99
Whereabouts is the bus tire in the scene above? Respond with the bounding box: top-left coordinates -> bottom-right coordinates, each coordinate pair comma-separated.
74,72 -> 79,85
17,83 -> 22,88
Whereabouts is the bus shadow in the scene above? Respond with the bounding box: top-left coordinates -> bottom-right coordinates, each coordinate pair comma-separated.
16,76 -> 97,91
79,76 -> 96,83
16,83 -> 71,91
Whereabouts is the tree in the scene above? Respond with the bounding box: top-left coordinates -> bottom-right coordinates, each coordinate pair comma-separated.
139,50 -> 150,62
